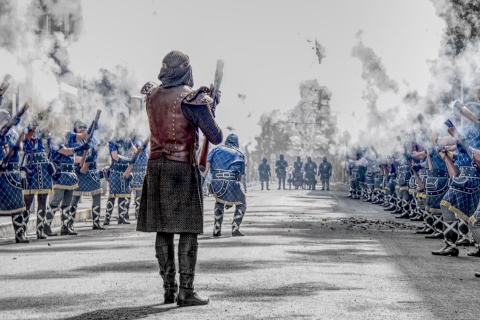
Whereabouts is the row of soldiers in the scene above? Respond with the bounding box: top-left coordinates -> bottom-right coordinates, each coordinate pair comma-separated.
347,100 -> 480,278
0,96 -> 149,243
258,155 -> 332,190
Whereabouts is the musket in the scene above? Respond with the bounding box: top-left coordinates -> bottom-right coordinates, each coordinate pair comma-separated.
0,103 -> 29,139
441,119 -> 461,177
0,74 -> 12,95
452,100 -> 480,123
198,59 -> 224,170
79,110 -> 102,174
123,135 -> 150,179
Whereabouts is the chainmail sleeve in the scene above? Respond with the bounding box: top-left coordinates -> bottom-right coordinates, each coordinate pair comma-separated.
181,103 -> 223,145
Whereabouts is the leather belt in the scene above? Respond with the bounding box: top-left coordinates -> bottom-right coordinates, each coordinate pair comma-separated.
26,152 -> 48,163
2,162 -> 20,171
61,164 -> 75,172
460,166 -> 480,178
212,170 -> 238,181
75,163 -> 97,170
111,163 -> 129,172
427,169 -> 448,178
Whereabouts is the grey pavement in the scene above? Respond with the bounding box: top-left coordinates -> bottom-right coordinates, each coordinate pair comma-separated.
0,184 -> 479,320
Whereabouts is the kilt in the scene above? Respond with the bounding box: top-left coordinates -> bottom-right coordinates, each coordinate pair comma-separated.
108,163 -> 132,198
74,164 -> 102,196
210,178 -> 246,205
440,171 -> 480,221
0,167 -> 26,214
137,157 -> 203,234
131,165 -> 147,190
53,164 -> 78,190
23,152 -> 53,195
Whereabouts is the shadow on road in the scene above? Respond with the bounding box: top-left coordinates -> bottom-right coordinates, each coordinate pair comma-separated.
60,304 -> 177,320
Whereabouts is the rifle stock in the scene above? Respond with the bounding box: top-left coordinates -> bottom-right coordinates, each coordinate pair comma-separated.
123,136 -> 150,178
79,110 -> 102,173
198,59 -> 224,170
408,160 -> 425,190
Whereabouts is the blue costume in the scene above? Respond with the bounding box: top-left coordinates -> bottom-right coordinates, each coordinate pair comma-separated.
434,120 -> 480,255
208,134 -> 246,236
304,157 -> 317,190
275,155 -> 288,190
131,137 -> 149,219
104,137 -> 135,225
0,126 -> 27,243
69,120 -> 105,231
23,129 -> 56,239
47,130 -> 89,236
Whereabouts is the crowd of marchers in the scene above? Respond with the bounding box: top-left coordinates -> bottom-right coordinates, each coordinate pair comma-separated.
257,155 -> 332,191
345,99 -> 480,278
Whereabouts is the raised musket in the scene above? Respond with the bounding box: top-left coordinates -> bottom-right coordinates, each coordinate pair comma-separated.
198,59 -> 224,170
79,110 -> 102,174
123,136 -> 150,179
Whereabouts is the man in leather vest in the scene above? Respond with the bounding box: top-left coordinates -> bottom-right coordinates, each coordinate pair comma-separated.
137,51 -> 223,306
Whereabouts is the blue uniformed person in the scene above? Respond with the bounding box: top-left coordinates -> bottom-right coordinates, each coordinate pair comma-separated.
103,122 -> 138,225
318,156 -> 333,191
130,134 -> 149,219
69,119 -> 105,231
22,114 -> 56,239
0,109 -> 28,243
304,156 -> 317,190
258,158 -> 271,190
46,116 -> 90,236
275,154 -> 288,190
204,134 -> 246,237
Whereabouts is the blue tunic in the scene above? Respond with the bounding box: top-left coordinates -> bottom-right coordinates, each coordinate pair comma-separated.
131,142 -> 149,190
0,129 -> 26,214
441,123 -> 480,220
23,130 -> 54,194
48,132 -> 79,190
108,139 -> 134,198
208,145 -> 246,205
72,136 -> 103,196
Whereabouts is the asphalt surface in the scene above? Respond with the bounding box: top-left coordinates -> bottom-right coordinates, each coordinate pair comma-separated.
0,184 -> 479,320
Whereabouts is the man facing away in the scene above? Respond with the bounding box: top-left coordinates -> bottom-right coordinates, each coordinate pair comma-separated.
204,134 -> 247,237
137,51 -> 223,306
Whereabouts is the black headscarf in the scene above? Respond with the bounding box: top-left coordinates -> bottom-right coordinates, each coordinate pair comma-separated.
225,133 -> 239,149
158,50 -> 194,88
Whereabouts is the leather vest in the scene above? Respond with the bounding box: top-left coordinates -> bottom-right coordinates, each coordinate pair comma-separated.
146,86 -> 197,163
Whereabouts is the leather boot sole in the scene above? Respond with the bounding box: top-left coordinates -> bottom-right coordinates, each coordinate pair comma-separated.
431,248 -> 459,256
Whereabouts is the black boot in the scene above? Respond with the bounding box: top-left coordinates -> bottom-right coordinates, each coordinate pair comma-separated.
177,243 -> 209,306
155,243 -> 178,304
431,242 -> 459,256
12,213 -> 29,243
213,202 -> 224,237
103,198 -> 115,226
67,206 -> 77,232
43,209 -> 58,236
92,205 -> 105,230
61,208 -> 77,235
232,204 -> 246,236
36,210 -> 47,239
118,198 -> 131,224
23,210 -> 30,240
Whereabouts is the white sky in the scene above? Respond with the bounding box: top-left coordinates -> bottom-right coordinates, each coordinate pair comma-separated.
69,0 -> 446,148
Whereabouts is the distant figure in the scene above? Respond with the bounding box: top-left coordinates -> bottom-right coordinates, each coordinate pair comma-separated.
258,158 -> 271,190
275,154 -> 288,190
304,157 -> 317,190
318,156 -> 332,191
292,156 -> 304,189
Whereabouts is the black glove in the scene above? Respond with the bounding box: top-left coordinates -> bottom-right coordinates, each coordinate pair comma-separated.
73,143 -> 90,153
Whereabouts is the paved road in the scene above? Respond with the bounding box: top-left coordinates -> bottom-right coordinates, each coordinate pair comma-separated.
0,184 -> 479,320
